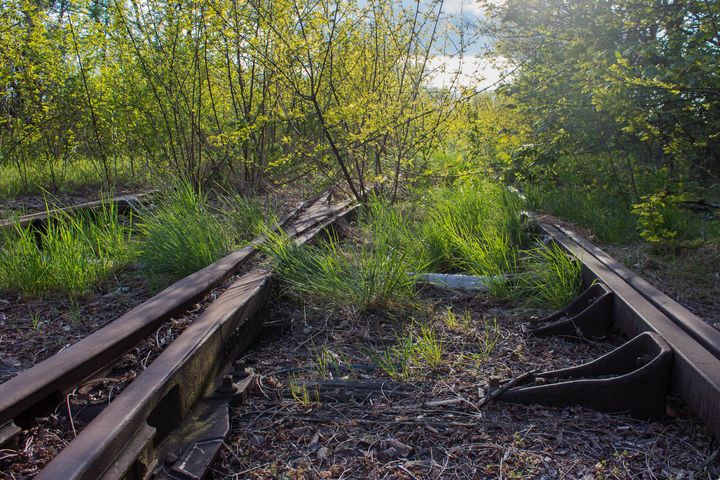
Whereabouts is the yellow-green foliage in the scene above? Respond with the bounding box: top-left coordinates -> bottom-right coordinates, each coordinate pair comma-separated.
632,194 -> 679,245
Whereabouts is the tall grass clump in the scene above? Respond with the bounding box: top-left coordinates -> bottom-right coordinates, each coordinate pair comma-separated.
137,183 -> 229,280
0,200 -> 133,298
514,241 -> 582,309
421,182 -> 524,293
360,195 -> 429,272
259,227 -> 417,313
217,191 -> 271,244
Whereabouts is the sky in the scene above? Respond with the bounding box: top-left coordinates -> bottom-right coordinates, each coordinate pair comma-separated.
429,0 -> 506,91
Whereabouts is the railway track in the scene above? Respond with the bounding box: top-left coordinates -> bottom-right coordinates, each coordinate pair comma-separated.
535,218 -> 720,437
1,203 -> 717,478
0,191 -> 158,230
0,188 -> 358,479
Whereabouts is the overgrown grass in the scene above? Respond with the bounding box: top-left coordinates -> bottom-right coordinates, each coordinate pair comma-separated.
217,191 -> 271,242
423,182 -> 524,277
137,183 -> 231,281
524,185 -> 638,245
0,156 -> 153,200
0,200 -> 134,298
259,226 -> 417,313
513,241 -> 582,309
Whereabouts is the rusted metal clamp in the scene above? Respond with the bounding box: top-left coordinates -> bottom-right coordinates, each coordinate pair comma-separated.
524,283 -> 613,339
495,332 -> 673,419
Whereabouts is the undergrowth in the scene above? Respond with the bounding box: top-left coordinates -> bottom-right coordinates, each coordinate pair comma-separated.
137,183 -> 230,281
0,200 -> 134,298
524,185 -> 638,245
513,241 -> 583,309
423,182 -> 524,277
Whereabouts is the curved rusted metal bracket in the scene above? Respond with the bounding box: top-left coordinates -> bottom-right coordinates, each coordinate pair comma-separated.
524,283 -> 614,339
495,332 -> 673,420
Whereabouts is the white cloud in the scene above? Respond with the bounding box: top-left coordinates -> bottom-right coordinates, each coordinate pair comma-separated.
425,55 -> 508,91
441,0 -> 485,16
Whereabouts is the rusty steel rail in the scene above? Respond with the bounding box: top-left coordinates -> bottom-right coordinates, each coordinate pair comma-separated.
537,220 -> 720,438
0,190 -> 344,430
0,190 -> 158,230
35,196 -> 358,479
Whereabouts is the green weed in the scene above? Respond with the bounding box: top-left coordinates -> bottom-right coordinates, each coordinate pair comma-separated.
0,156 -> 152,200
477,317 -> 501,359
375,322 -> 443,378
442,307 -> 470,330
415,323 -> 443,367
259,227 -> 417,313
376,334 -> 416,379
422,182 -> 524,278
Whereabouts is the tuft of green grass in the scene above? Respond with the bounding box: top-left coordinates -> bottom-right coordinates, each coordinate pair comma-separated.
137,183 -> 230,281
259,225 -> 418,313
375,333 -> 416,379
414,322 -> 443,367
375,321 -> 443,378
422,182 -> 524,278
514,241 -> 582,309
443,307 -> 461,330
217,191 -> 271,244
0,199 -> 133,298
476,317 -> 501,360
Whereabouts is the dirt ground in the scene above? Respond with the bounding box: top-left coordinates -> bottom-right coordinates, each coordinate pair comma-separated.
210,288 -> 717,479
0,268 -> 152,384
606,244 -> 720,330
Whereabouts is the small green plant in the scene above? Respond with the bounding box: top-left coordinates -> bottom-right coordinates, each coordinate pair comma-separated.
375,322 -> 443,378
443,308 -> 460,329
414,323 -> 443,367
289,381 -> 319,406
514,242 -> 582,309
313,345 -> 342,378
632,194 -> 678,245
30,312 -> 42,330
138,182 -> 229,281
477,317 -> 501,359
376,334 -> 416,379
